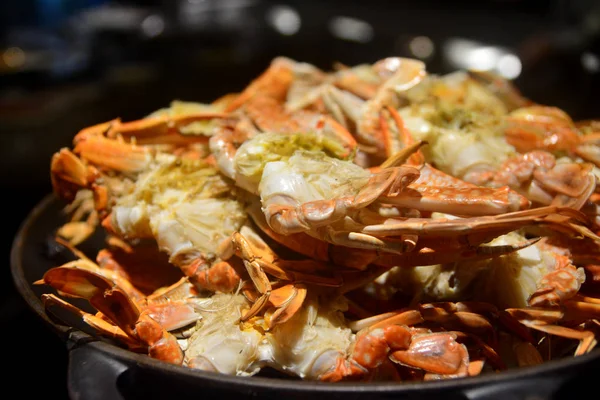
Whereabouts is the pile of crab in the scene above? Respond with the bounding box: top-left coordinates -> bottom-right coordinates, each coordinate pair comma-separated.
41,56 -> 600,382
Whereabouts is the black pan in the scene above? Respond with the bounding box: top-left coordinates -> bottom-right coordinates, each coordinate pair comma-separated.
10,194 -> 600,400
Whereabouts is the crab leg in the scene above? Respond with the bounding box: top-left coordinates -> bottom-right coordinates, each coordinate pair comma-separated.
505,106 -> 580,153
107,113 -> 229,145
526,240 -> 585,308
42,294 -> 139,347
379,184 -> 530,215
264,284 -> 308,327
263,165 -> 420,236
383,106 -> 426,166
38,266 -> 185,364
376,106 -> 531,214
387,240 -> 536,269
143,278 -> 206,331
246,200 -> 332,262
467,149 -> 597,212
226,223 -> 397,327
328,58 -> 426,157
361,206 -> 592,239
248,159 -> 538,267
225,57 -> 295,112
326,238 -> 539,270
574,131 -> 600,167
390,332 -> 470,378
102,214 -> 243,294
227,228 -> 343,327
286,57 -> 425,159
505,301 -> 600,356
74,135 -> 154,173
95,243 -> 185,295
321,299 -> 551,382
50,148 -> 105,206
320,307 -> 474,382
73,118 -> 120,143
503,106 -> 600,169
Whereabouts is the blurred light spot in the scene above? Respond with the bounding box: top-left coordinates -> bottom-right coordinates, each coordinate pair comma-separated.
496,54 -> 522,79
581,52 -> 600,73
445,38 -> 501,70
267,5 -> 301,36
3,47 -> 25,68
445,38 -> 476,67
409,36 -> 434,59
445,38 -> 521,78
141,14 -> 164,37
465,46 -> 501,71
329,16 -> 374,43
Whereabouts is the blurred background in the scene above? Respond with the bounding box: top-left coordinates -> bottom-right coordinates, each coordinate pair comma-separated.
2,0 -> 599,398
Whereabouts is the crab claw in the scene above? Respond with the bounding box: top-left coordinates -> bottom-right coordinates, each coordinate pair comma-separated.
50,148 -> 98,203
40,266 -> 184,364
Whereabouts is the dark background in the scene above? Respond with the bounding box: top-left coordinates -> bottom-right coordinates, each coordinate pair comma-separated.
2,0 -> 600,398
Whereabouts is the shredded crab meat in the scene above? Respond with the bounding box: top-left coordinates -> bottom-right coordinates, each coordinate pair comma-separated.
183,292 -> 353,379
259,150 -> 370,206
111,156 -> 247,259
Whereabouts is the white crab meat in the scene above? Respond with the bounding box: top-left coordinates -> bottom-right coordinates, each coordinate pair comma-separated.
183,294 -> 265,376
233,132 -> 358,194
109,156 -> 247,262
264,294 -> 353,379
182,292 -> 354,379
399,105 -> 515,180
258,150 -> 370,209
373,228 -> 584,309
